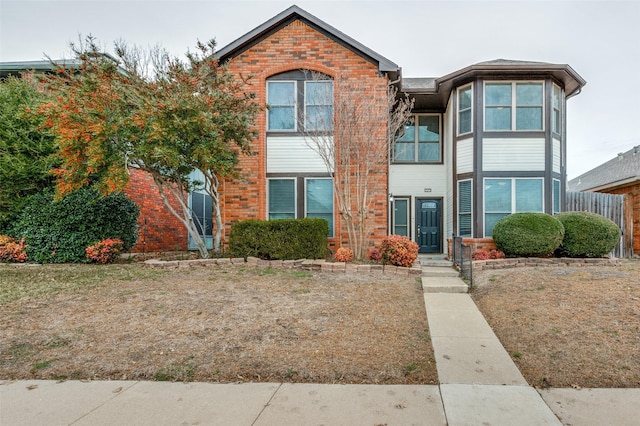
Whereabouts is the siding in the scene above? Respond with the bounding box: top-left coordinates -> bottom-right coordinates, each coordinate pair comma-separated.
553,138 -> 561,173
483,138 -> 545,171
267,136 -> 331,173
457,137 -> 473,174
389,164 -> 447,196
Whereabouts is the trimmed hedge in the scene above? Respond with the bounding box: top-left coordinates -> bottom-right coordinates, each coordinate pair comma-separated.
228,218 -> 328,260
555,211 -> 620,258
10,188 -> 139,263
492,212 -> 564,257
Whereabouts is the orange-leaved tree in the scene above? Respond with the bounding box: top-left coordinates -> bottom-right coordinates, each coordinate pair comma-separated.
40,37 -> 261,257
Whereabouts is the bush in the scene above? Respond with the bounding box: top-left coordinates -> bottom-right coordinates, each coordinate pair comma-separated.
555,212 -> 620,258
472,249 -> 505,260
334,247 -> 354,263
86,238 -> 124,264
228,218 -> 328,260
10,188 -> 139,263
379,235 -> 419,267
367,248 -> 381,262
0,235 -> 27,263
492,213 -> 564,257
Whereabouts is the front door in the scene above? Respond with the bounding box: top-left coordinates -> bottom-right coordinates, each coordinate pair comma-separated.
416,198 -> 441,253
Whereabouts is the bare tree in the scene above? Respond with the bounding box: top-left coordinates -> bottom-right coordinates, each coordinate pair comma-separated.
302,73 -> 413,259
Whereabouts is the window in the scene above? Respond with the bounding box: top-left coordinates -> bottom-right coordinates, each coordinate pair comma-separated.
553,179 -> 561,214
458,85 -> 472,135
267,177 -> 334,236
484,82 -> 543,131
552,85 -> 561,134
458,180 -> 472,237
305,81 -> 333,131
267,81 -> 296,131
394,115 -> 441,162
188,170 -> 213,250
267,74 -> 334,132
306,178 -> 333,235
393,198 -> 409,236
268,179 -> 296,220
484,178 -> 543,236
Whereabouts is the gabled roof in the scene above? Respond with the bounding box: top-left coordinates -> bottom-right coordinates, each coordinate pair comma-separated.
402,58 -> 587,110
568,146 -> 640,192
215,5 -> 400,78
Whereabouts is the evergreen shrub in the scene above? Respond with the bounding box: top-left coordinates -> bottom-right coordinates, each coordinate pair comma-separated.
228,218 -> 328,260
492,212 -> 564,257
555,211 -> 620,257
379,235 -> 419,267
10,188 -> 139,263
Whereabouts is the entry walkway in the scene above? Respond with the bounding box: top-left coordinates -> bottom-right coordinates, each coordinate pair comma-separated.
2,263 -> 640,425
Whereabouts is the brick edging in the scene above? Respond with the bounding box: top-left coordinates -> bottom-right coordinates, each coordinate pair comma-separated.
472,257 -> 622,271
143,256 -> 424,276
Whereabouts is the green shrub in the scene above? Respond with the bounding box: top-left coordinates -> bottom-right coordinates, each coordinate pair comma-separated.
10,188 -> 139,263
379,235 -> 419,267
228,218 -> 328,260
555,212 -> 620,258
492,213 -> 564,257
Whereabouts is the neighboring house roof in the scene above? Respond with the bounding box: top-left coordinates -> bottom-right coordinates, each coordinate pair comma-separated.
403,58 -> 587,110
0,60 -> 81,78
568,145 -> 640,192
215,5 -> 401,79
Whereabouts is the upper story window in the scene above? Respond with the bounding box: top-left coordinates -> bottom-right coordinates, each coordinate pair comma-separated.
266,72 -> 333,132
485,82 -> 543,131
552,84 -> 562,134
394,114 -> 441,163
457,84 -> 473,135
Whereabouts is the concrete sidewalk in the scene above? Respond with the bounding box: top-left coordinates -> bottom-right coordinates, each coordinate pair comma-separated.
2,265 -> 639,425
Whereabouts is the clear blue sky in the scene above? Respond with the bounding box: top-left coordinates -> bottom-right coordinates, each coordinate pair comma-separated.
2,0 -> 638,179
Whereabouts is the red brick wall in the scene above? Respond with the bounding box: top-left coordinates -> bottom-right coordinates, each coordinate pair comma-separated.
124,167 -> 187,253
607,183 -> 640,255
224,19 -> 390,251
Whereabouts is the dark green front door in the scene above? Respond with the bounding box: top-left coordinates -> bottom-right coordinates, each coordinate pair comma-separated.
416,198 -> 441,253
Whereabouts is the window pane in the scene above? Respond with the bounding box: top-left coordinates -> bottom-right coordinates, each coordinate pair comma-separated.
305,81 -> 333,131
553,85 -> 561,134
459,214 -> 472,237
516,83 -> 542,106
485,179 -> 511,212
515,179 -> 543,212
307,179 -> 333,235
458,180 -> 472,237
268,82 -> 295,130
553,179 -> 561,214
485,107 -> 511,130
459,110 -> 471,134
306,81 -> 332,105
459,87 -> 472,110
516,107 -> 542,130
418,142 -> 440,161
398,123 -> 415,142
485,84 -> 511,106
268,179 -> 295,220
418,116 -> 439,142
394,142 -> 414,161
485,213 -> 508,237
306,105 -> 333,131
394,199 -> 408,236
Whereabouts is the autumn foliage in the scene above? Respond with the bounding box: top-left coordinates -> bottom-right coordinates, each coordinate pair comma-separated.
0,235 -> 28,263
379,235 -> 419,268
86,238 -> 124,264
334,247 -> 354,263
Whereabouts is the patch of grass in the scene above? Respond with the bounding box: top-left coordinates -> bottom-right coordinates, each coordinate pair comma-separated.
404,364 -> 418,375
5,342 -> 37,362
154,355 -> 197,382
292,271 -> 313,278
258,268 -> 277,276
292,288 -> 311,294
32,359 -> 55,370
513,351 -> 522,358
45,336 -> 71,349
284,368 -> 298,378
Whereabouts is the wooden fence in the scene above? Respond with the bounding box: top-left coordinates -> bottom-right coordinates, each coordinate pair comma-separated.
565,191 -> 633,258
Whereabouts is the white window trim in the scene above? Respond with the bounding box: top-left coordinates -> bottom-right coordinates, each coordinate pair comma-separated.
304,177 -> 334,237
266,80 -> 297,132
457,84 -> 473,136
457,179 -> 473,237
267,177 -> 297,219
483,177 -> 545,237
303,80 -> 333,132
392,196 -> 411,237
483,81 -> 545,132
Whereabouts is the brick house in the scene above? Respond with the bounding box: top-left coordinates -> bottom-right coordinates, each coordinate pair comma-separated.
1,5 -> 586,256
568,146 -> 640,255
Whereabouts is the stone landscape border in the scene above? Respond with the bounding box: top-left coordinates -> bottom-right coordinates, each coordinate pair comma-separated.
143,256 -> 424,276
472,257 -> 621,271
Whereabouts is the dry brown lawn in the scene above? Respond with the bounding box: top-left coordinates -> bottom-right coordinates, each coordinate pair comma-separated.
0,264 -> 436,384
472,260 -> 640,388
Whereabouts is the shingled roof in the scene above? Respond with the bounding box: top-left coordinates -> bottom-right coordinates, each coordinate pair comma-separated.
568,145 -> 640,191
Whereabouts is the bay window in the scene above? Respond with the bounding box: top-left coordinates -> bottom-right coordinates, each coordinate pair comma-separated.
552,84 -> 561,134
485,82 -> 543,131
457,85 -> 473,135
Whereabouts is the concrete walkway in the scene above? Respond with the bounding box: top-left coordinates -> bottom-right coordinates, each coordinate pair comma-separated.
2,263 -> 639,425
